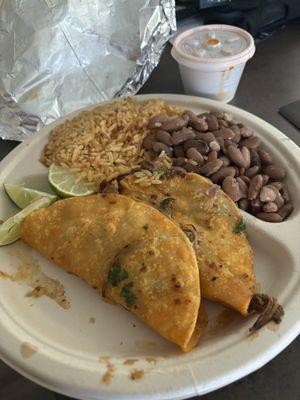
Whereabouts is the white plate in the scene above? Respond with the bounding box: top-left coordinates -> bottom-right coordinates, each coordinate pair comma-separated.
0,94 -> 299,400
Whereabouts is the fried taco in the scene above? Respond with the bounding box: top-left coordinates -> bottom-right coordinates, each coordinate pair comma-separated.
20,194 -> 201,352
118,172 -> 255,316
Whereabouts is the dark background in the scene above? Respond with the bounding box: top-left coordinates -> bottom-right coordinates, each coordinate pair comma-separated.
1,21 -> 300,400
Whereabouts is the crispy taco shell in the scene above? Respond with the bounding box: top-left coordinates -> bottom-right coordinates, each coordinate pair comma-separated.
20,194 -> 200,352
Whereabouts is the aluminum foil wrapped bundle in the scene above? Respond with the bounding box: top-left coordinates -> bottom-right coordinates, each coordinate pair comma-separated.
0,0 -> 176,140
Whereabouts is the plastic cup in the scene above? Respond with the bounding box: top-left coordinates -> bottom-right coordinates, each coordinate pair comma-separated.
171,24 -> 255,103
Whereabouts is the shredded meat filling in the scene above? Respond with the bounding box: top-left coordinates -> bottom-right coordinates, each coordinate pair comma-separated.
158,197 -> 176,218
99,180 -> 119,194
182,224 -> 202,250
248,293 -> 284,332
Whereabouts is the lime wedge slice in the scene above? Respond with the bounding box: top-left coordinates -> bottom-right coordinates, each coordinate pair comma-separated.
48,164 -> 96,198
4,183 -> 57,209
0,197 -> 52,246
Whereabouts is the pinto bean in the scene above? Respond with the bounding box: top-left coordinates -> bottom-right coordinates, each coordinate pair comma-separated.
255,212 -> 283,222
223,113 -> 233,122
281,185 -> 290,202
210,166 -> 236,184
152,142 -> 173,157
259,186 -> 277,202
205,115 -> 219,131
268,186 -> 285,208
214,135 -> 224,148
248,175 -> 263,200
261,175 -> 269,185
278,202 -> 293,220
222,176 -> 243,202
218,119 -> 229,128
171,128 -> 195,145
238,124 -> 254,138
184,162 -> 199,173
156,130 -> 173,146
148,114 -> 168,129
245,166 -> 260,178
171,166 -> 187,175
213,128 -> 235,140
210,110 -> 224,118
239,175 -> 251,185
207,150 -> 218,162
197,112 -> 209,118
270,181 -> 283,190
140,160 -> 156,171
263,202 -> 278,213
183,139 -> 210,155
250,149 -> 261,167
173,144 -> 185,158
236,177 -> 248,198
224,139 -> 237,148
195,132 -> 215,143
232,165 -> 240,177
251,198 -> 263,214
160,117 -> 188,132
219,155 -> 230,166
186,147 -> 204,165
230,125 -> 241,143
182,111 -> 208,132
173,157 -> 187,167
257,149 -> 273,165
143,133 -> 155,150
241,146 -> 251,169
209,140 -> 221,152
198,159 -> 223,177
239,136 -> 261,149
263,165 -> 286,180
239,198 -> 250,211
227,145 -> 247,168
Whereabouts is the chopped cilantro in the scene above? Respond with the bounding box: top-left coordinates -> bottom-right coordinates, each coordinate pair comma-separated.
108,260 -> 128,286
120,282 -> 137,306
143,224 -> 149,230
233,221 -> 246,233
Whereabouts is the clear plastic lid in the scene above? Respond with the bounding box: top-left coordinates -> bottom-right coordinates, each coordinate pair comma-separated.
172,25 -> 255,66
181,28 -> 248,59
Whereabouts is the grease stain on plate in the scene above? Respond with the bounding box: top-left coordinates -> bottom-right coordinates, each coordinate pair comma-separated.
247,329 -> 260,340
123,358 -> 138,365
20,342 -> 38,359
204,308 -> 239,338
145,357 -> 157,364
267,321 -> 280,332
89,317 -> 96,324
129,369 -> 144,381
0,244 -> 70,309
99,356 -> 116,385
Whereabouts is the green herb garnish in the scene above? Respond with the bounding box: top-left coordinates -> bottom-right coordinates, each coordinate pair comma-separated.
233,221 -> 246,233
120,282 -> 137,306
108,260 -> 129,286
143,224 -> 149,230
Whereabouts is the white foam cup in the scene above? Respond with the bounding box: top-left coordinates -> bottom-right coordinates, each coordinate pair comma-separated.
171,24 -> 255,102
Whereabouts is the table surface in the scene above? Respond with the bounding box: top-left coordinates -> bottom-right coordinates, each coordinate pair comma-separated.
0,22 -> 300,400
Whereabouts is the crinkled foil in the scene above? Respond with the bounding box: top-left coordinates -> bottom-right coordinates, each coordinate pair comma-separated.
0,0 -> 176,141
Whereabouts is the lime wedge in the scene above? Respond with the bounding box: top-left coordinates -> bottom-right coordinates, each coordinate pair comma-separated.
4,183 -> 57,209
48,164 -> 96,198
0,197 -> 52,246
